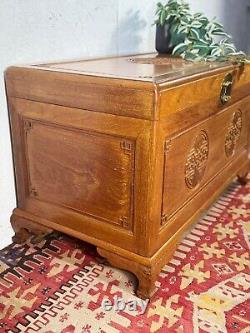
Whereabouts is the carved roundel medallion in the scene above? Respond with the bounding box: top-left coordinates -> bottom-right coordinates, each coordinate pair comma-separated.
185,130 -> 209,189
225,110 -> 242,157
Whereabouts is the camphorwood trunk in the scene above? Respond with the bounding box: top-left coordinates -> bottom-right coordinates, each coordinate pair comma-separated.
5,54 -> 250,299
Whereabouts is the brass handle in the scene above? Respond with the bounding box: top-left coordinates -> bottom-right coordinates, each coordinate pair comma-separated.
220,73 -> 233,105
222,95 -> 232,103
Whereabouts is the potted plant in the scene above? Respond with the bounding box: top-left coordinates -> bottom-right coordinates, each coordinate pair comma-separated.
155,0 -> 190,54
154,0 -> 247,63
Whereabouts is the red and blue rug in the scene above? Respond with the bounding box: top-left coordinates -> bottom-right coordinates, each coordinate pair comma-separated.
0,179 -> 249,333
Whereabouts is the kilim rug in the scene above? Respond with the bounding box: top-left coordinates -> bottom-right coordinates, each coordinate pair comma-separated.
0,179 -> 249,333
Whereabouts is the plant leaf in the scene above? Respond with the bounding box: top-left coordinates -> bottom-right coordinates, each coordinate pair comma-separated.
160,10 -> 167,26
189,28 -> 202,40
173,42 -> 188,55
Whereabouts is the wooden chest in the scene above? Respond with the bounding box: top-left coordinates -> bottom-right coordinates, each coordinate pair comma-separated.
5,54 -> 250,299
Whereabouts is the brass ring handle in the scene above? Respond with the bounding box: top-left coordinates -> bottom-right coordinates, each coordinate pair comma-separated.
220,73 -> 233,105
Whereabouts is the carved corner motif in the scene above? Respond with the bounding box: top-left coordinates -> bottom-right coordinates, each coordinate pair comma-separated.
141,265 -> 152,278
164,140 -> 172,155
24,120 -> 33,132
185,130 -> 209,189
225,110 -> 242,157
119,216 -> 129,229
30,188 -> 38,197
120,140 -> 134,155
161,213 -> 168,226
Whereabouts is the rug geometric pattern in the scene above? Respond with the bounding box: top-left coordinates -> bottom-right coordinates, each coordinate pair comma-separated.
0,179 -> 249,333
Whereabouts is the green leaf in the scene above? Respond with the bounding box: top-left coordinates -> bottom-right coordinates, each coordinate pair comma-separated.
170,29 -> 185,46
213,21 -> 224,29
213,31 -> 227,36
180,16 -> 190,24
198,48 -> 211,57
196,38 -> 209,46
189,28 -> 201,40
211,47 -> 222,57
225,45 -> 237,52
160,10 -> 167,26
173,42 -> 188,55
191,20 -> 203,28
192,44 -> 210,50
178,25 -> 188,34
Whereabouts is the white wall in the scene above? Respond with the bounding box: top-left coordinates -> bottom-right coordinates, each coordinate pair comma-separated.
0,0 -> 249,243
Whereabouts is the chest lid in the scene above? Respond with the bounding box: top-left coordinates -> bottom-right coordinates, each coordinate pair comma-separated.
36,53 -> 232,84
5,53 -> 250,121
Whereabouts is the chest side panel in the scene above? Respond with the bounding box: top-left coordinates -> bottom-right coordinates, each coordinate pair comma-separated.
8,97 -> 153,253
24,120 -> 135,230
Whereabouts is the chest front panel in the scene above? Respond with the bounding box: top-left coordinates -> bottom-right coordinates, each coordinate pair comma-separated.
161,98 -> 249,224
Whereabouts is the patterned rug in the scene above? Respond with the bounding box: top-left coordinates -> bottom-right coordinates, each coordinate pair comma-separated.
0,179 -> 249,333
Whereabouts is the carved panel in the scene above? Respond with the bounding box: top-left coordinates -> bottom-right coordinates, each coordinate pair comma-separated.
185,131 -> 209,189
225,110 -> 242,157
24,120 -> 135,231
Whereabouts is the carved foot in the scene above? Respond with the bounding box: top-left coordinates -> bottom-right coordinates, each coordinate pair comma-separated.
95,255 -> 109,265
11,209 -> 52,244
136,267 -> 157,300
12,228 -> 31,244
237,172 -> 249,186
97,247 -> 157,300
